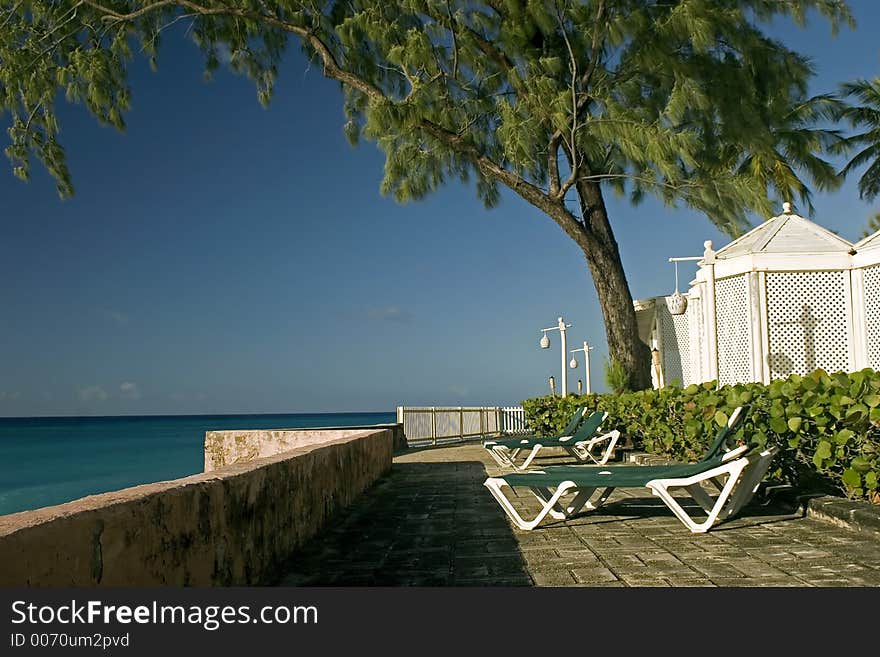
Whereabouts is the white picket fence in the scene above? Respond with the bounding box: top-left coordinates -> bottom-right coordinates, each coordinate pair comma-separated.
396,406 -> 527,445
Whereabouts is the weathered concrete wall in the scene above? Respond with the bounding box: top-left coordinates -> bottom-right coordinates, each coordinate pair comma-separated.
0,428 -> 394,586
205,423 -> 407,471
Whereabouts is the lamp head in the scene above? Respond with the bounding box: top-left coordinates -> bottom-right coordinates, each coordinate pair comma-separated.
569,357 -> 578,369
540,332 -> 550,349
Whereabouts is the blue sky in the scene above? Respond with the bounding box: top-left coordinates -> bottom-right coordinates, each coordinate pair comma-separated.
1,2 -> 879,417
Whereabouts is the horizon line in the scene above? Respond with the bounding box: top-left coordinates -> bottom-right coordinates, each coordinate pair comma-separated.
0,410 -> 396,421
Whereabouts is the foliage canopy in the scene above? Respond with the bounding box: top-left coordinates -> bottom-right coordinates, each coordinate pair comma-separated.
1,0 -> 852,224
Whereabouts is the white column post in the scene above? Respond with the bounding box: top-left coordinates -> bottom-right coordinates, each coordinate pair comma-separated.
702,241 -> 719,383
757,271 -> 771,384
747,271 -> 765,383
569,341 -> 593,394
558,316 -> 568,396
584,341 -> 592,394
847,268 -> 864,371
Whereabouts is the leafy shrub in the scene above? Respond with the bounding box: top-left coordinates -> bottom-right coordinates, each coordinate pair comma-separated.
521,368 -> 880,503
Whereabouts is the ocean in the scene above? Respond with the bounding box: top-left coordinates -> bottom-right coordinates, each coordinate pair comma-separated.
0,411 -> 395,517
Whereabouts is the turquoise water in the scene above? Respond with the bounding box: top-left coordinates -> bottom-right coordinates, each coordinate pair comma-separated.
0,412 -> 395,516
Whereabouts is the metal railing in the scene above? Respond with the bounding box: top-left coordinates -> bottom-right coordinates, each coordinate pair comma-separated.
396,406 -> 528,445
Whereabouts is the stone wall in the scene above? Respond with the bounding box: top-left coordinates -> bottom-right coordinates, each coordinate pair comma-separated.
204,423 -> 407,471
0,427 -> 394,586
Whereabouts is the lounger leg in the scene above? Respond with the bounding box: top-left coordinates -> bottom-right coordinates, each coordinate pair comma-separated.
684,481 -> 718,514
529,486 -> 569,520
571,431 -> 620,465
516,444 -> 545,470
529,486 -> 614,518
486,446 -> 513,467
483,478 -> 578,531
648,460 -> 749,533
722,448 -> 780,519
564,487 -> 614,516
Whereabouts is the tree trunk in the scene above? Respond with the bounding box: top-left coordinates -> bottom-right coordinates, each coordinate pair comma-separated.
576,181 -> 653,391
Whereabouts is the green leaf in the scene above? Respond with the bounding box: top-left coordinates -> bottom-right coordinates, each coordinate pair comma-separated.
843,407 -> 867,425
769,417 -> 788,434
815,441 -> 833,459
842,468 -> 862,488
851,456 -> 872,472
835,429 -> 854,445
714,410 -> 728,427
787,417 -> 802,432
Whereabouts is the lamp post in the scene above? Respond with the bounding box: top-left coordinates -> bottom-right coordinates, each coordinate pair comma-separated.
539,316 -> 571,396
569,341 -> 594,394
549,376 -> 556,396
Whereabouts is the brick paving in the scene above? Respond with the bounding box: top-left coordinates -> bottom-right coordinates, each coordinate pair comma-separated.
277,443 -> 880,587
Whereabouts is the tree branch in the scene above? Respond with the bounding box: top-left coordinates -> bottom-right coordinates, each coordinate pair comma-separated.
445,0 -> 459,80
548,134 -> 562,196
76,0 -> 596,255
546,0 -> 607,191
554,0 -> 580,200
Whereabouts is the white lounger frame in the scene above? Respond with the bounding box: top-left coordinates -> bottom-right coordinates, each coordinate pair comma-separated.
485,429 -> 621,470
483,445 -> 779,533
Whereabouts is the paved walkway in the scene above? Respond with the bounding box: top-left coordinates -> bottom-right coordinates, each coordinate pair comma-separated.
278,443 -> 880,587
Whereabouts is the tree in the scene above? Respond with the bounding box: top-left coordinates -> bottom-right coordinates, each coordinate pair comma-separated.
837,77 -> 880,238
0,1 -> 852,390
860,212 -> 880,240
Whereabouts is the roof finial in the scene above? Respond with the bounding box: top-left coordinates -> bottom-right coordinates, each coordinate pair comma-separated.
702,240 -> 715,264
782,201 -> 792,214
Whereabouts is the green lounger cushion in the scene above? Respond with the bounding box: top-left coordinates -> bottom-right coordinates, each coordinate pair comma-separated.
485,409 -> 604,449
491,456 -> 726,489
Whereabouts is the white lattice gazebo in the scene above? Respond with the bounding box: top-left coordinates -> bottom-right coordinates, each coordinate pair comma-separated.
640,203 -> 880,388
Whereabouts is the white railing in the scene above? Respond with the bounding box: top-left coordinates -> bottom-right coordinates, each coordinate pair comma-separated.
499,406 -> 527,435
396,406 -> 528,445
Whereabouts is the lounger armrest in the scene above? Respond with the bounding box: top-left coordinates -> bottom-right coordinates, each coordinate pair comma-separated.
577,430 -> 618,449
720,444 -> 749,462
646,458 -> 747,490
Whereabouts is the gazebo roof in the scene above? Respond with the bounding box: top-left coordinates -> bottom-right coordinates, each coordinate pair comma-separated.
715,203 -> 854,259
854,228 -> 880,251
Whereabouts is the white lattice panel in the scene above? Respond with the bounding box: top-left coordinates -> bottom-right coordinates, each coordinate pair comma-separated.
716,275 -> 752,385
863,266 -> 880,369
766,271 -> 849,377
657,299 -> 691,387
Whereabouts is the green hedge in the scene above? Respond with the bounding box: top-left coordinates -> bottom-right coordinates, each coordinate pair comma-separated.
521,369 -> 880,503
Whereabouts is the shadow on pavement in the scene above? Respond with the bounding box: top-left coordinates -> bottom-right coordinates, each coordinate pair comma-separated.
531,493 -> 804,531
276,460 -> 533,586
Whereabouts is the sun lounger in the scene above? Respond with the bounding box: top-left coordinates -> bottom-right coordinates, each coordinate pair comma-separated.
483,409 -> 619,470
483,405 -> 779,533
